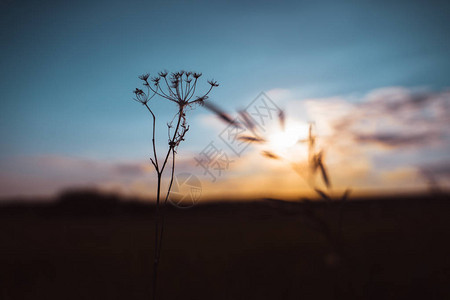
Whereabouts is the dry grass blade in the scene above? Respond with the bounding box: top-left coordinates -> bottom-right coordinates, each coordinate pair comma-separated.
238,110 -> 256,131
341,189 -> 351,202
308,123 -> 315,142
307,123 -> 316,163
308,123 -> 314,140
311,151 -> 330,188
203,101 -> 241,128
318,159 -> 330,188
238,136 -> 266,143
261,150 -> 281,160
314,188 -> 331,201
278,109 -> 285,131
310,154 -> 319,174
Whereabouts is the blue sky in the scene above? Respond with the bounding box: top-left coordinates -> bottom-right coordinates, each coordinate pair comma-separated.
1,0 -> 449,198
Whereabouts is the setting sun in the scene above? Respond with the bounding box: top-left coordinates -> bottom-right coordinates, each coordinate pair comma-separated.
266,120 -> 310,158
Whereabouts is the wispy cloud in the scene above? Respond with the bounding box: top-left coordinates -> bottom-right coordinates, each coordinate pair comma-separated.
330,87 -> 449,149
296,87 -> 450,190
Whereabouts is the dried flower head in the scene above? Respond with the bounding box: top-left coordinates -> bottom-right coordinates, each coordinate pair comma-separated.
151,77 -> 161,85
170,78 -> 179,88
133,88 -> 144,96
133,70 -> 218,111
207,79 -> 219,87
139,74 -> 150,81
133,88 -> 148,104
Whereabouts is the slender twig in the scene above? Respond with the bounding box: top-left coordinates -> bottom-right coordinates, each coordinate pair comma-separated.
144,104 -> 159,169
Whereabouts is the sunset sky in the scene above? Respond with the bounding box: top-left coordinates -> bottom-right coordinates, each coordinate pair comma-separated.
1,0 -> 449,200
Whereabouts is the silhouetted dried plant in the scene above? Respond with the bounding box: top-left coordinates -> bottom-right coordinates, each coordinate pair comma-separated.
132,70 -> 218,300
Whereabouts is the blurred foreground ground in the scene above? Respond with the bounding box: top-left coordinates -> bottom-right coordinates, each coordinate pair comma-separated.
1,192 -> 450,300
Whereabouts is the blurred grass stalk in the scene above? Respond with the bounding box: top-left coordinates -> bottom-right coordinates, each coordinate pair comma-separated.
206,103 -> 352,266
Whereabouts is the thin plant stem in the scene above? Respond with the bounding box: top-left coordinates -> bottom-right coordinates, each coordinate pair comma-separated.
151,111 -> 182,300
145,104 -> 159,169
157,147 -> 176,263
152,173 -> 161,300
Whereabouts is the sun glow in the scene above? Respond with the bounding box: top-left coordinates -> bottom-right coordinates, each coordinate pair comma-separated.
269,130 -> 298,150
267,121 -> 309,155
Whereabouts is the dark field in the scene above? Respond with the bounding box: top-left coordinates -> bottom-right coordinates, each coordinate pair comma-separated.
1,193 -> 450,300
